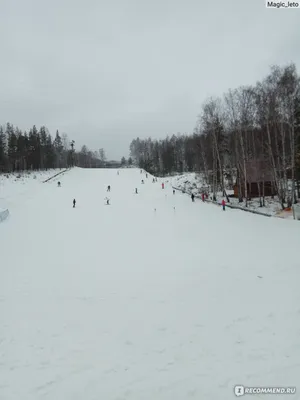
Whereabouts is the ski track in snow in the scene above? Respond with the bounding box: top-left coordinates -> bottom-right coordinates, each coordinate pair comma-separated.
0,168 -> 300,400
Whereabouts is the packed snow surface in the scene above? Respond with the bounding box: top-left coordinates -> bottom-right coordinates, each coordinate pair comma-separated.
0,168 -> 299,399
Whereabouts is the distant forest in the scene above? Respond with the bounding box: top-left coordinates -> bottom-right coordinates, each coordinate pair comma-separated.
129,63 -> 300,208
0,125 -> 107,171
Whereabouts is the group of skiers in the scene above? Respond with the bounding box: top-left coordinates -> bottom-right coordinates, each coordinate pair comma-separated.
106,185 -> 111,204
136,171 -> 158,194
189,192 -> 208,202
71,171 -> 124,208
70,169 -> 226,211
72,185 -> 112,208
139,170 -> 226,210
190,192 -> 226,210
57,180 -> 77,208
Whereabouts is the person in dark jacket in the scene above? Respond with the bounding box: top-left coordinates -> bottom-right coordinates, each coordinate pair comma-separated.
173,189 -> 175,195
191,194 -> 195,202
107,185 -> 111,192
73,199 -> 76,208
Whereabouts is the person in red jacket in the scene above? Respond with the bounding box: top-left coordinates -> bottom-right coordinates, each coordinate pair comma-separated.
222,199 -> 226,211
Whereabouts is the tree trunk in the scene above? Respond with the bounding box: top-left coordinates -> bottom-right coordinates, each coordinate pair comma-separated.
239,130 -> 248,207
266,115 -> 281,206
212,146 -> 217,201
262,173 -> 265,207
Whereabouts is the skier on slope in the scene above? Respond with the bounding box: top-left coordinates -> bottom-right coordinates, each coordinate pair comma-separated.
222,199 -> 226,211
107,185 -> 111,192
135,188 -> 138,194
191,193 -> 195,202
173,189 -> 175,195
73,199 -> 76,208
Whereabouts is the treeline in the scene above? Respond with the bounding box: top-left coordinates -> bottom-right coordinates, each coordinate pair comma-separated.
129,63 -> 300,208
77,147 -> 107,168
0,124 -> 105,171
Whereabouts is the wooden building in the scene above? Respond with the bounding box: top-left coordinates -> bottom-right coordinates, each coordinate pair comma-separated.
234,160 -> 275,198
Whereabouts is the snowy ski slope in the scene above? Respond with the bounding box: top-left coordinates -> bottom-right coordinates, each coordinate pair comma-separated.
0,167 -> 299,399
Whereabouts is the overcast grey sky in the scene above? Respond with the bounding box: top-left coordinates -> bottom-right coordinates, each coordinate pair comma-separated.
0,0 -> 299,160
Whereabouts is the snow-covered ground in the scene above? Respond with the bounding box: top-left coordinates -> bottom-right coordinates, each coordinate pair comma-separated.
171,173 -> 293,218
0,167 -> 299,399
0,169 -> 68,212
